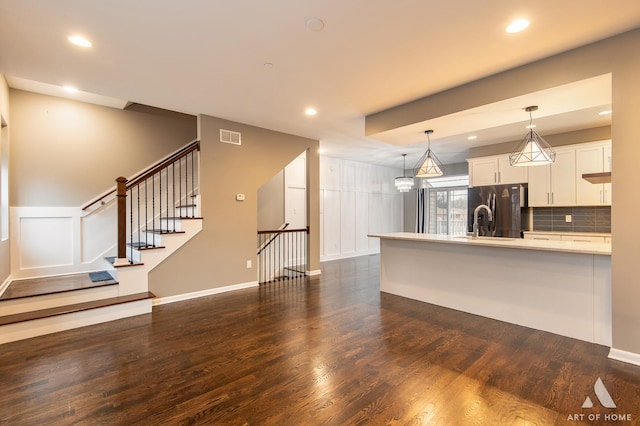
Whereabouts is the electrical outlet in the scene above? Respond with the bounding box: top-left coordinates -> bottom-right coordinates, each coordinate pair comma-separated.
565,215 -> 572,223
246,260 -> 252,269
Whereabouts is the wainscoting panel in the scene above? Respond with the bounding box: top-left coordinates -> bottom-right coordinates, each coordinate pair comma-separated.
11,206 -> 115,279
19,216 -> 74,270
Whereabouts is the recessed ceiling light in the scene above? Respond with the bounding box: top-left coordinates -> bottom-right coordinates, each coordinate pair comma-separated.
506,18 -> 530,33
63,85 -> 79,93
467,135 -> 477,140
318,148 -> 326,154
305,107 -> 317,116
68,36 -> 92,48
305,18 -> 325,32
526,124 -> 537,129
598,110 -> 612,115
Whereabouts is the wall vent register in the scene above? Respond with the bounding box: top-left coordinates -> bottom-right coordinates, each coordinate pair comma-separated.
220,129 -> 241,145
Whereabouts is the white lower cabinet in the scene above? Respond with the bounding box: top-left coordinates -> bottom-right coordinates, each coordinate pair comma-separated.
523,233 -> 562,241
524,232 -> 609,243
561,235 -> 606,243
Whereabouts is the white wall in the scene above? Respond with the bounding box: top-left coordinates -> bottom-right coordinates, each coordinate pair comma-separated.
320,157 -> 402,261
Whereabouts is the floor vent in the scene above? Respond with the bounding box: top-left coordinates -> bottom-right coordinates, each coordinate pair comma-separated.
220,129 -> 241,145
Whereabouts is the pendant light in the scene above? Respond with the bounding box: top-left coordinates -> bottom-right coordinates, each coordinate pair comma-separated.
395,154 -> 414,192
414,130 -> 444,178
509,106 -> 556,167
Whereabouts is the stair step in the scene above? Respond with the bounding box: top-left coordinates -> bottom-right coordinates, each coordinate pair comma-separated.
106,257 -> 144,268
176,204 -> 197,208
0,292 -> 155,326
0,273 -> 118,301
144,229 -> 186,234
127,242 -> 166,250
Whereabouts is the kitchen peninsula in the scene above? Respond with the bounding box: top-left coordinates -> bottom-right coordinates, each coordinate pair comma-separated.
370,233 -> 611,346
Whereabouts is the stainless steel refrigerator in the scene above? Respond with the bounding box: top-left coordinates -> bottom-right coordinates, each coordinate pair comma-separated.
467,184 -> 527,238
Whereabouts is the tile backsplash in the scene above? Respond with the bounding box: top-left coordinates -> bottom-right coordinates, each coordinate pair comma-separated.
532,206 -> 611,233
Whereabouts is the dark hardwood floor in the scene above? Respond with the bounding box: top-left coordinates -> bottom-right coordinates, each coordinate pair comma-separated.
1,255 -> 639,425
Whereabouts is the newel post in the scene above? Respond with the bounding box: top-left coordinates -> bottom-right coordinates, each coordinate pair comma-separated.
115,176 -> 129,265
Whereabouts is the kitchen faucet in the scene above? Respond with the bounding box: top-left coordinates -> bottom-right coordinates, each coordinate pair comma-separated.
472,204 -> 493,238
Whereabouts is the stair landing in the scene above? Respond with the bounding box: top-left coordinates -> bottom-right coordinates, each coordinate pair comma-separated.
0,273 -> 118,301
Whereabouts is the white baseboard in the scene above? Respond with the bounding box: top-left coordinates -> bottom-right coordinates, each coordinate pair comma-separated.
0,274 -> 11,298
152,281 -> 259,306
306,269 -> 322,276
608,348 -> 640,367
320,249 -> 379,262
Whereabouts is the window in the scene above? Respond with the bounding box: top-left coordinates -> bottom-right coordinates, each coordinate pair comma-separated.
427,187 -> 468,236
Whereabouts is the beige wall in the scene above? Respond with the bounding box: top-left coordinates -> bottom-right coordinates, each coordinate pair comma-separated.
10,90 -> 196,207
0,76 -> 10,284
149,114 -> 320,297
366,28 -> 640,356
257,170 -> 284,230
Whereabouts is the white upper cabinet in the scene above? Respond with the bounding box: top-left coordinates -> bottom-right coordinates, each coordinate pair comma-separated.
528,148 -> 576,206
468,155 -> 528,187
576,141 -> 612,205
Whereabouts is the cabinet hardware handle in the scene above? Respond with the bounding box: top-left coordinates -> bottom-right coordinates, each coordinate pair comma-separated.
600,190 -> 603,204
494,172 -> 497,183
498,171 -> 501,182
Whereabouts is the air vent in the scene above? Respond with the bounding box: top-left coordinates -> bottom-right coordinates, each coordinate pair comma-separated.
220,129 -> 241,145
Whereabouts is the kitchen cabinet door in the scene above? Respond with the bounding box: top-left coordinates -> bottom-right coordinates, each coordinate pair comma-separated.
469,157 -> 498,187
550,149 -> 576,205
527,163 -> 551,206
497,156 -> 528,184
561,235 -> 606,243
603,142 -> 612,204
526,149 -> 575,206
576,144 -> 611,205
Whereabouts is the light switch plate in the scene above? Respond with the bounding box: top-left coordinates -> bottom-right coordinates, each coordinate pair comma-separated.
236,194 -> 245,201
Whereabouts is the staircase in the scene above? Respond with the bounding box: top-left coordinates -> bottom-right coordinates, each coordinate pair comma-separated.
0,141 -> 202,344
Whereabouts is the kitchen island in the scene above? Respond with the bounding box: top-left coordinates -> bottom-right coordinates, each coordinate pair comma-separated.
370,232 -> 611,345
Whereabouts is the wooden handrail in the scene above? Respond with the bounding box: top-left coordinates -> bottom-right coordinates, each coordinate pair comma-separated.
82,140 -> 199,211
127,142 -> 199,189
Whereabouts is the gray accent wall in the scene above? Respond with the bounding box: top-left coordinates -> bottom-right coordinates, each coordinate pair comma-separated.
9,89 -> 197,207
149,114 -> 320,297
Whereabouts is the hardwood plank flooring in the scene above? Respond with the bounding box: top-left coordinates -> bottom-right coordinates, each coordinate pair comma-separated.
1,255 -> 639,425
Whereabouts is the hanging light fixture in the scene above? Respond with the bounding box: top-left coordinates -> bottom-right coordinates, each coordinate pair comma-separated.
414,130 -> 444,178
395,154 -> 414,192
509,106 -> 556,167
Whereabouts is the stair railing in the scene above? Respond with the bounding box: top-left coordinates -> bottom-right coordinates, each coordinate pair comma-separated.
257,226 -> 308,283
110,140 -> 200,265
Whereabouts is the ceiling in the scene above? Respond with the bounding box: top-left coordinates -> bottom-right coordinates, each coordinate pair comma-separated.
1,1 -> 639,170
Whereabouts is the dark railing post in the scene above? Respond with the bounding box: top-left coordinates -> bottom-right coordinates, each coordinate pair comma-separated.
115,176 -> 129,265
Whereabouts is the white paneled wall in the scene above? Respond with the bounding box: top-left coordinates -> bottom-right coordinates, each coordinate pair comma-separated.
320,157 -> 402,261
10,206 -> 115,279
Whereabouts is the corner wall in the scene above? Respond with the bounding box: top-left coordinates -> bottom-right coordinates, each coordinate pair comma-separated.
148,114 -> 320,297
0,75 -> 10,288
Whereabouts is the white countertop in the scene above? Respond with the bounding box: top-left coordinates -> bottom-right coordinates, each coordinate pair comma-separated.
369,232 -> 611,256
